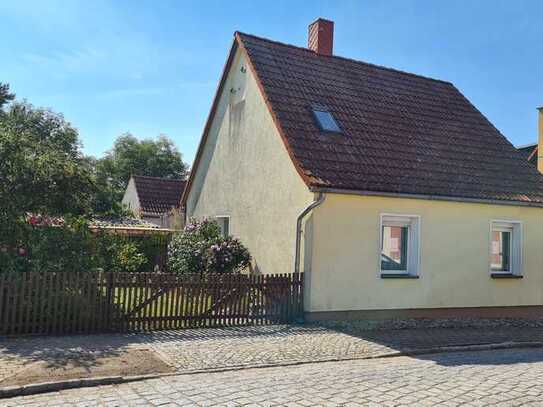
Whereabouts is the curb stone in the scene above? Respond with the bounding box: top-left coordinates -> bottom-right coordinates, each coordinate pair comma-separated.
2,340 -> 542,399
0,374 -> 178,399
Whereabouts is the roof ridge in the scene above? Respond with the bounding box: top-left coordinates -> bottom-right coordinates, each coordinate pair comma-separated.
235,31 -> 453,86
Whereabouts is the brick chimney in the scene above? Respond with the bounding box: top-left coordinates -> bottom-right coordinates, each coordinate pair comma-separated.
308,18 -> 334,56
538,107 -> 543,174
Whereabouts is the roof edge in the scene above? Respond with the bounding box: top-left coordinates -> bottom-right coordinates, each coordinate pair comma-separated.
516,142 -> 537,149
181,38 -> 240,208
312,187 -> 543,208
133,174 -> 187,182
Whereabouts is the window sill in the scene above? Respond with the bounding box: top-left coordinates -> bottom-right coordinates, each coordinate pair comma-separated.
490,273 -> 523,279
380,273 -> 419,279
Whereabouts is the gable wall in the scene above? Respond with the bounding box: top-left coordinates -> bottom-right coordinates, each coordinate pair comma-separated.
308,193 -> 543,314
122,177 -> 141,217
185,47 -> 314,274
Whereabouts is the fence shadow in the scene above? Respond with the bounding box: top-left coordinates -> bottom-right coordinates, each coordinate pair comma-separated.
0,334 -> 150,374
413,345 -> 543,366
4,318 -> 543,374
135,323 -> 323,343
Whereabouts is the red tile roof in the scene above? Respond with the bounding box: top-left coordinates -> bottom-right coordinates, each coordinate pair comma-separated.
133,175 -> 186,214
234,32 -> 543,205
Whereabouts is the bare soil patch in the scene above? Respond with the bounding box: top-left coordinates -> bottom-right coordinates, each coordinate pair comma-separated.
0,348 -> 174,388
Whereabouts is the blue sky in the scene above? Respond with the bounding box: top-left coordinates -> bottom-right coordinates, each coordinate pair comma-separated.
1,1 -> 542,164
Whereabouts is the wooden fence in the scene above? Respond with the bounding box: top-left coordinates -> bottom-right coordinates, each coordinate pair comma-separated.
0,271 -> 304,336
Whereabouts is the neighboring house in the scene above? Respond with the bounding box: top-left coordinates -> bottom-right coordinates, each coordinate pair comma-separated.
182,19 -> 543,320
516,108 -> 543,167
122,175 -> 186,229
517,143 -> 537,166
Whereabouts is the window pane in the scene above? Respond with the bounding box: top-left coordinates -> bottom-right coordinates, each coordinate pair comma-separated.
217,217 -> 229,237
313,109 -> 341,132
491,230 -> 511,272
223,218 -> 229,237
381,225 -> 408,271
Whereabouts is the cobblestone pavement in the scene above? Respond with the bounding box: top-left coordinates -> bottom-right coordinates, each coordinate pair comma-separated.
5,347 -> 543,406
4,324 -> 543,384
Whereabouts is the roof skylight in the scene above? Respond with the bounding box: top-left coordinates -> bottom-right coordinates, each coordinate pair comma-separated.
313,108 -> 341,133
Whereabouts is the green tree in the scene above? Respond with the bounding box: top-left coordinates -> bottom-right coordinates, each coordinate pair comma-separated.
92,133 -> 189,213
0,83 -> 14,110
0,92 -> 98,271
0,101 -> 95,222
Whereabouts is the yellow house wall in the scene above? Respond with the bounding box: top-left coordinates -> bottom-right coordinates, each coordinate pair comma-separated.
308,193 -> 543,312
185,47 -> 314,274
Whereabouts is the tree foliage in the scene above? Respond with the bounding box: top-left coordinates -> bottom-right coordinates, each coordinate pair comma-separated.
0,83 -> 15,110
0,220 -> 96,273
0,101 -> 96,224
168,219 -> 251,274
0,93 -> 98,269
93,234 -> 148,273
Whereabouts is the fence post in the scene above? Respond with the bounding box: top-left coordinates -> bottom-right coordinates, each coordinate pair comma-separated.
105,271 -> 115,332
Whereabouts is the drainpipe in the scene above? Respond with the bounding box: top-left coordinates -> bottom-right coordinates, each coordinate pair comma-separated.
294,192 -> 325,274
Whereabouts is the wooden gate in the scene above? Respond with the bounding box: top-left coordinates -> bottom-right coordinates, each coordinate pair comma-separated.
0,271 -> 304,335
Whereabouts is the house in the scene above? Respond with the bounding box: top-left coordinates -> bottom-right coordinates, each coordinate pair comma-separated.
122,175 -> 186,229
516,108 -> 543,167
182,19 -> 543,320
517,143 -> 537,166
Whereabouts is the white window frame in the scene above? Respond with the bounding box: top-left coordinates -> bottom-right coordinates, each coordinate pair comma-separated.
489,220 -> 523,276
215,215 -> 230,238
379,214 -> 421,277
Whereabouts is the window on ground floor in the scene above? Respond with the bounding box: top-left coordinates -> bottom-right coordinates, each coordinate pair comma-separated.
380,214 -> 420,276
216,216 -> 230,238
490,221 -> 522,275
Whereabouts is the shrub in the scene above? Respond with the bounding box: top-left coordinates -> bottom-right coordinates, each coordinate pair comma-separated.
0,219 -> 96,273
168,218 -> 251,274
0,219 -> 158,274
94,235 -> 148,273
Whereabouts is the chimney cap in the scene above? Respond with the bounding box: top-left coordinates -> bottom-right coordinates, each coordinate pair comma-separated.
309,17 -> 334,25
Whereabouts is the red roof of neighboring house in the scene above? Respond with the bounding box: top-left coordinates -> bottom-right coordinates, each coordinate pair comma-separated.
184,31 -> 543,206
133,175 -> 186,215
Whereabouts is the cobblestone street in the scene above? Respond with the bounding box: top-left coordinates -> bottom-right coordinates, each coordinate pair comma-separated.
5,323 -> 543,383
4,347 -> 543,406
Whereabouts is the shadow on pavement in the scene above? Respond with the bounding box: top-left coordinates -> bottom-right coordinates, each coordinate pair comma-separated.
415,346 -> 543,366
321,319 -> 543,366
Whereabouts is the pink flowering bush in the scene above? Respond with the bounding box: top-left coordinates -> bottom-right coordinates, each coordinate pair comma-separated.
168,219 -> 251,274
